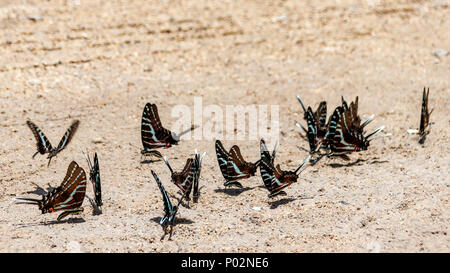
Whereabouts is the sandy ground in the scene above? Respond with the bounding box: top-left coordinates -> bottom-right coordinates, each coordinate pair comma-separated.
0,0 -> 449,253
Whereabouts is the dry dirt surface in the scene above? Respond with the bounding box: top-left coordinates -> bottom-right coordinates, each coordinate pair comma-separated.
0,0 -> 449,253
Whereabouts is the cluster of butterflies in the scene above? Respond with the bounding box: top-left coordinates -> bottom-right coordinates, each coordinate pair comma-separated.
12,87 -> 432,238
13,120 -> 102,221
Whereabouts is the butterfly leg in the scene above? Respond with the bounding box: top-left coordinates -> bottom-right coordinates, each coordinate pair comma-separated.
47,156 -> 53,167
32,151 -> 39,159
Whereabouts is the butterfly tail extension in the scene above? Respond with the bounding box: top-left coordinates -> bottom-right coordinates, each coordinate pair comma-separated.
295,155 -> 312,175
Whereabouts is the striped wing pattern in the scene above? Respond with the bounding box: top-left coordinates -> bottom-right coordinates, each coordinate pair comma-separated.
227,145 -> 251,180
192,151 -> 205,202
296,97 -> 328,154
259,158 -> 296,198
141,103 -> 178,150
215,140 -> 258,186
326,106 -> 360,152
46,161 -> 87,212
215,140 -> 232,181
26,120 -> 53,156
152,170 -> 177,227
26,120 -> 80,164
55,120 -> 80,152
86,152 -> 102,207
419,87 -> 432,144
172,158 -> 195,198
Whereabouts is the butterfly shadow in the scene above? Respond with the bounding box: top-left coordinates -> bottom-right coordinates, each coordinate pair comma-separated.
326,158 -> 367,168
268,197 -> 296,209
140,159 -> 162,164
14,217 -> 85,228
25,182 -> 54,196
214,186 -> 255,196
150,216 -> 194,226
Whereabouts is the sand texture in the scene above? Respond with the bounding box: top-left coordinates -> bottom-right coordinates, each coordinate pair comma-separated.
0,0 -> 449,252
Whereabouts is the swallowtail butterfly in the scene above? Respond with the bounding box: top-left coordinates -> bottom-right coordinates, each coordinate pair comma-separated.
419,87 -> 432,144
215,140 -> 259,188
84,152 -> 102,208
13,161 -> 87,221
259,139 -> 310,198
141,102 -> 179,159
26,120 -> 80,166
152,170 -> 190,238
296,95 -> 328,154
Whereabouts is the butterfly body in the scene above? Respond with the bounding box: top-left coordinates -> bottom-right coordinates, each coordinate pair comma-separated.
13,161 -> 87,221
215,140 -> 259,188
27,120 -> 80,166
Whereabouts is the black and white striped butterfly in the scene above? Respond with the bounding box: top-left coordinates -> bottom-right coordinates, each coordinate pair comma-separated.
296,95 -> 328,154
419,87 -> 432,144
259,139 -> 310,198
164,150 -> 206,203
13,161 -> 87,221
215,140 -> 260,188
84,152 -> 102,209
192,150 -> 206,203
26,120 -> 80,166
152,170 -> 190,239
141,102 -> 180,160
325,103 -> 383,156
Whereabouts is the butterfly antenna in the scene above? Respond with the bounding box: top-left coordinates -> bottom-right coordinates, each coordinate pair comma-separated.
176,124 -> 199,139
295,155 -> 311,174
296,95 -> 307,113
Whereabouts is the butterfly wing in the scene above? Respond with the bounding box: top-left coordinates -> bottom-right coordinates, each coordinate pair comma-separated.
141,103 -> 177,149
91,153 -> 102,207
26,120 -> 53,155
47,161 -> 87,212
173,158 -> 195,197
227,145 -> 252,180
259,156 -> 276,192
215,140 -> 232,181
316,101 -> 327,131
192,151 -> 205,201
419,88 -> 431,144
152,170 -> 173,220
260,139 -> 273,163
55,120 -> 80,152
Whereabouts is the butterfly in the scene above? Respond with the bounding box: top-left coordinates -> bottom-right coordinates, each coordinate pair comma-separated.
84,152 -> 102,208
325,104 -> 383,156
164,150 -> 207,203
141,102 -> 179,160
164,157 -> 195,200
27,120 -> 80,166
419,87 -> 432,144
151,170 -> 190,239
296,95 -> 328,154
215,140 -> 260,188
259,139 -> 311,198
13,161 -> 87,221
